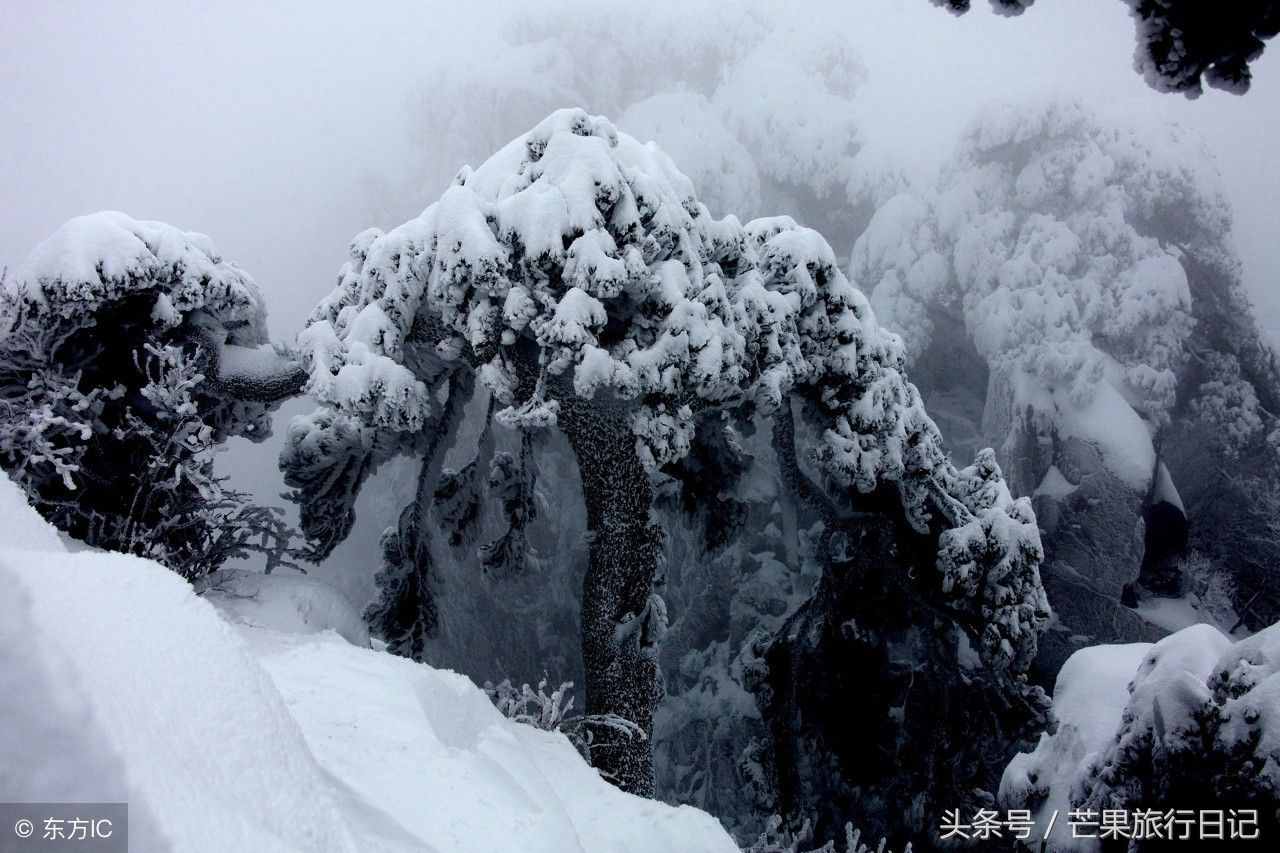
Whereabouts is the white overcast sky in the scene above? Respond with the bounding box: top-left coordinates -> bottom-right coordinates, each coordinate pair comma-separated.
3,0 -> 1278,339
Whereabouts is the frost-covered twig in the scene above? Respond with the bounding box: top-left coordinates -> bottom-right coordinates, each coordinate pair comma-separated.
484,678 -> 647,770
743,816 -> 911,853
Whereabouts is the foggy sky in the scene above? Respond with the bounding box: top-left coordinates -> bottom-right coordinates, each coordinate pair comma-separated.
3,0 -> 1277,338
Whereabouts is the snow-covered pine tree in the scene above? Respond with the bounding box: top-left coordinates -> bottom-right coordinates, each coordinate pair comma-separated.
286,109 -> 1050,813
0,212 -> 305,575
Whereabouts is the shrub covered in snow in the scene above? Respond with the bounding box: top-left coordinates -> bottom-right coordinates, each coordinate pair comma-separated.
0,212 -> 305,576
1001,622 -> 1280,851
484,678 -> 647,772
285,107 -> 1049,832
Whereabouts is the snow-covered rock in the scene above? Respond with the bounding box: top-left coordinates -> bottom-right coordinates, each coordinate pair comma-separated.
999,640 -> 1152,852
1001,622 -> 1280,851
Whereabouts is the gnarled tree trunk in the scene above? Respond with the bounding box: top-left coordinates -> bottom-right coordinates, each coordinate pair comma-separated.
557,390 -> 662,796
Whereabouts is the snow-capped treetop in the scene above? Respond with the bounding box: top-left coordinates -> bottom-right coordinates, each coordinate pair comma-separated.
4,211 -> 269,347
296,108 -> 1049,674
852,99 -> 1236,488
399,1 -> 900,242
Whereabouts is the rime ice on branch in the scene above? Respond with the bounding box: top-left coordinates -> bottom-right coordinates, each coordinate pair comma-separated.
286,108 -> 1049,795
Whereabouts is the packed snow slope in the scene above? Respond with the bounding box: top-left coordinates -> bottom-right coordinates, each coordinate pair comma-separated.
0,474 -> 737,853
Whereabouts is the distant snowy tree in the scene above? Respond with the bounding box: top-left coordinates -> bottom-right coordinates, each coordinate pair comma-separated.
285,108 -> 1049,821
0,212 -> 305,576
853,99 -> 1280,665
854,99 -> 1207,483
936,0 -> 1279,97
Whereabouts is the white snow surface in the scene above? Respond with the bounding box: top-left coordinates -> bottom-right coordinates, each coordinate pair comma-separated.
0,475 -> 737,853
0,472 -> 68,552
197,568 -> 372,648
1033,464 -> 1078,500
1151,460 -> 1184,513
1134,594 -> 1206,634
218,343 -> 295,382
1000,623 -> 1280,852
998,641 -> 1153,852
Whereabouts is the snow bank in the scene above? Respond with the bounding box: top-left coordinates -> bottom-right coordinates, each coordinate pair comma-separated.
0,472 -> 67,552
0,560 -> 171,852
197,568 -> 371,647
5,549 -> 367,853
248,629 -> 733,853
0,474 -> 737,853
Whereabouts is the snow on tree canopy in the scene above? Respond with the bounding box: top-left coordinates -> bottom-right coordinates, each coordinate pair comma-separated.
4,211 -> 268,346
294,108 -> 1049,674
1,212 -> 304,577
852,100 -> 1231,490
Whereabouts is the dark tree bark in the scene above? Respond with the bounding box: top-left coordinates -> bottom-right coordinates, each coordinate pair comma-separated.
556,388 -> 663,797
366,371 -> 472,658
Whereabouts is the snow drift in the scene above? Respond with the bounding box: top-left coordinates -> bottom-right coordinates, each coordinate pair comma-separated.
0,474 -> 738,853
